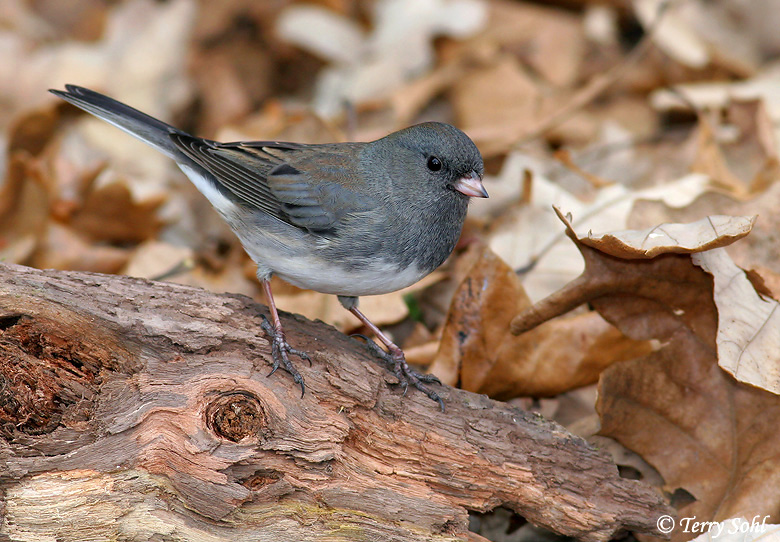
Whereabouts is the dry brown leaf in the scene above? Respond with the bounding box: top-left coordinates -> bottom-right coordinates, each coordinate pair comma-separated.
0,154 -> 51,265
487,170 -> 711,303
450,54 -> 544,156
32,222 -> 129,274
745,265 -> 780,300
191,49 -> 258,135
691,115 -> 747,196
725,99 -> 779,193
653,84 -> 780,172
38,0 -> 196,201
219,104 -> 345,146
512,210 -> 754,337
67,180 -> 164,244
429,243 -> 527,388
403,340 -> 440,368
688,100 -> 780,199
166,251 -> 263,300
276,0 -> 486,118
636,0 -> 762,76
8,107 -> 61,157
630,180 -> 780,281
27,0 -> 109,42
694,249 -> 780,395
511,210 -> 778,539
390,60 -> 466,126
430,244 -> 649,398
598,330 -> 780,541
191,0 -> 294,44
1,0 -> 194,141
634,0 -> 710,69
122,240 -> 194,280
475,0 -> 585,87
579,215 -> 756,258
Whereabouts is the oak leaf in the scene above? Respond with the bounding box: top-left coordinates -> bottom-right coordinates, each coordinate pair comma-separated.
512,210 -> 779,541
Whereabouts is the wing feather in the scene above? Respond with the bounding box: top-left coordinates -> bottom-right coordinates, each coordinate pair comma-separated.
171,134 -> 369,232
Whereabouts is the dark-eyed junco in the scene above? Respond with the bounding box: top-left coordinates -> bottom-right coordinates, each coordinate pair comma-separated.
50,85 -> 487,410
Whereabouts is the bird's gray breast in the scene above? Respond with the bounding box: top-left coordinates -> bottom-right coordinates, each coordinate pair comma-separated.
313,193 -> 468,288
225,181 -> 468,297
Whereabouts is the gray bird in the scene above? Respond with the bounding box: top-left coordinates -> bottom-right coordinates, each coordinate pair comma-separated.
50,85 -> 487,410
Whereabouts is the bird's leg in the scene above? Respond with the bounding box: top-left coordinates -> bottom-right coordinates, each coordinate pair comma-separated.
348,305 -> 444,411
259,279 -> 310,397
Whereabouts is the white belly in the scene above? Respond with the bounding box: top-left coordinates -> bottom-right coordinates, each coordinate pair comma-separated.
274,256 -> 427,297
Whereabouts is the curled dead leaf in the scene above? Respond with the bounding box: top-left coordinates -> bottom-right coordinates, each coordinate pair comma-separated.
511,210 -> 755,337
430,243 -> 649,398
579,215 -> 756,259
694,249 -> 780,395
511,209 -> 778,537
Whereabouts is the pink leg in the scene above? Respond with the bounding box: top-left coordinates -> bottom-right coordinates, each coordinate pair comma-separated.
259,279 -> 310,397
349,306 -> 444,411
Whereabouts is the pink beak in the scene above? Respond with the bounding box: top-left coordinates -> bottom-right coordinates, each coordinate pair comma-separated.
453,171 -> 488,198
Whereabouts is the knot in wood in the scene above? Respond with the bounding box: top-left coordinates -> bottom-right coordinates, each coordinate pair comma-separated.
206,392 -> 266,442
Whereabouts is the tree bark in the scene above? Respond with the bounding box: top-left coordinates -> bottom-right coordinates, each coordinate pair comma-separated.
0,263 -> 672,541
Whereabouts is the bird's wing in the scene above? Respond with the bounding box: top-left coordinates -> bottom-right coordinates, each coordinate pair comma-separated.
172,135 -> 367,233
251,141 -> 373,232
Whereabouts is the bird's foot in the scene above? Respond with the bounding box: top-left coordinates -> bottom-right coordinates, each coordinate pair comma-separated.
353,335 -> 444,411
260,315 -> 310,397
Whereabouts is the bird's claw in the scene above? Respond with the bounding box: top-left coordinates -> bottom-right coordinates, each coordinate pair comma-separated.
352,335 -> 445,411
260,315 -> 309,398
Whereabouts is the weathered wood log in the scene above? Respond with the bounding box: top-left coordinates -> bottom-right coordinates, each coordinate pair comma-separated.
0,262 -> 671,541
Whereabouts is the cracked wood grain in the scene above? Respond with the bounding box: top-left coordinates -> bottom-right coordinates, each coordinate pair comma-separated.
0,263 -> 672,541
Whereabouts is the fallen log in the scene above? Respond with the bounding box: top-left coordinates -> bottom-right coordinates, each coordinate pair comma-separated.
0,263 -> 671,541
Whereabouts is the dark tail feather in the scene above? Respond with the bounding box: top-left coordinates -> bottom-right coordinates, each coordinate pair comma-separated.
49,85 -> 182,158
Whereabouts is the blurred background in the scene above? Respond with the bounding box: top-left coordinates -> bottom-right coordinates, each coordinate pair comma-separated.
5,0 -> 780,330
3,1 -> 780,538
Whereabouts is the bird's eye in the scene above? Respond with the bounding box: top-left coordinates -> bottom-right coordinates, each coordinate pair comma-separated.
427,156 -> 442,171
